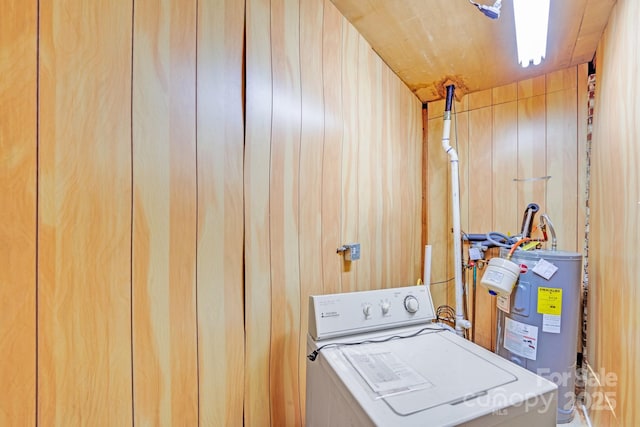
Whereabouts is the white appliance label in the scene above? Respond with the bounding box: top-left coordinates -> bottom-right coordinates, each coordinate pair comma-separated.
497,294 -> 510,313
342,344 -> 433,395
542,314 -> 561,333
504,318 -> 538,360
532,258 -> 558,280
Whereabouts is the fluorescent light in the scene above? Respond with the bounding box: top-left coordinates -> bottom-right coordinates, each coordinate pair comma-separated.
513,0 -> 551,67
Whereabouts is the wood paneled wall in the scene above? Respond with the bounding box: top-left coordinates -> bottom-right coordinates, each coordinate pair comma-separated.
245,0 -> 423,425
1,0 -> 245,424
0,0 -> 37,424
1,0 -> 421,425
426,66 -> 586,350
588,0 -> 640,425
38,1 -> 133,423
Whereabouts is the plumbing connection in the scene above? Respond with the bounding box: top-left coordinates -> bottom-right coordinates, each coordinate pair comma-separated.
441,85 -> 470,335
470,206 -> 558,296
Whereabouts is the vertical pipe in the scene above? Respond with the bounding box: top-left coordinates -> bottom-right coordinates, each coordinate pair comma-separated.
441,85 -> 470,335
423,244 -> 432,288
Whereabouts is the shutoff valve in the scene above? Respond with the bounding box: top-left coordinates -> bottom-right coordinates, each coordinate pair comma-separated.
337,243 -> 361,261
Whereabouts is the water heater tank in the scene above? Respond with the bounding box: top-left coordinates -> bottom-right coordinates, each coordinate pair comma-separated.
495,249 -> 582,424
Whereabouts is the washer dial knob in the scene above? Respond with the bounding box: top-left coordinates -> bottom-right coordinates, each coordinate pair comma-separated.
381,301 -> 391,315
404,295 -> 420,313
363,304 -> 372,318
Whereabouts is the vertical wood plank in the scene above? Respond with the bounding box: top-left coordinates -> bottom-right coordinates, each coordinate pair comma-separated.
491,101 -> 519,350
132,0 -> 199,424
393,80 -> 423,286
38,0 -> 133,424
492,83 -> 517,105
372,49 -> 386,289
517,95 -> 547,216
407,91 -> 423,280
244,0 -> 273,424
546,67 -> 577,93
197,0 -> 245,425
356,38 -> 378,291
467,107 -> 493,347
389,74 -> 405,286
269,0 -> 302,424
298,0 -> 324,417
380,64 -> 394,288
340,20 -> 360,293
321,0 -> 344,295
587,1 -> 640,424
468,89 -> 492,111
492,102 -> 519,232
546,86 -> 578,250
517,75 -> 546,99
0,0 -> 37,423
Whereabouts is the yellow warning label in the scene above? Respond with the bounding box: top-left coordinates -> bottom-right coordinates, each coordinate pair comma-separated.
537,287 -> 562,315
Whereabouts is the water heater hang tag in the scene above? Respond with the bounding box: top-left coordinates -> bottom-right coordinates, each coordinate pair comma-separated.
532,258 -> 558,280
497,294 -> 510,313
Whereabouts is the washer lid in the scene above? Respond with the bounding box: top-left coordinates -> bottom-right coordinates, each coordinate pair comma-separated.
326,331 -> 518,416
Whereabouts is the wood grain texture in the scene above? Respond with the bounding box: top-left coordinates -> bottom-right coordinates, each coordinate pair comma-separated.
492,83 -> 517,105
196,0 -> 245,425
587,0 -> 640,425
340,20 -> 360,293
387,71 -> 402,287
0,0 -> 37,423
467,106 -> 493,347
38,0 -> 133,424
132,1 -> 199,425
546,86 -> 578,250
321,0 -> 344,295
547,67 -> 577,94
356,37 -> 379,291
490,100 -> 519,349
468,88 -> 492,111
407,86 -> 424,281
244,0 -> 273,425
397,75 -> 424,285
243,2 -> 424,423
298,0 -> 325,417
269,0 -> 302,424
517,75 -> 546,99
492,101 -> 519,234
330,0 -> 611,102
516,95 -> 547,216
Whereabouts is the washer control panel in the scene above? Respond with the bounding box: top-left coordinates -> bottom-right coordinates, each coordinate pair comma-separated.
308,285 -> 436,341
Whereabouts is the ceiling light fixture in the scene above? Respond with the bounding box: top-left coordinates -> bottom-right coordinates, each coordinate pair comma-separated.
513,0 -> 551,67
469,0 -> 502,20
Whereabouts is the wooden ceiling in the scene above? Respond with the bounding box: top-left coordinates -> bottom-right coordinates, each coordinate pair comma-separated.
331,0 -> 616,102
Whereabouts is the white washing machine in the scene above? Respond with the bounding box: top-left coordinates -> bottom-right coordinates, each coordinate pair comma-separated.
306,286 -> 557,426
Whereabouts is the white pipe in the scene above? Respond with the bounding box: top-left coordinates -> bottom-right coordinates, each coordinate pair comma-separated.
441,86 -> 470,335
423,245 -> 432,288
